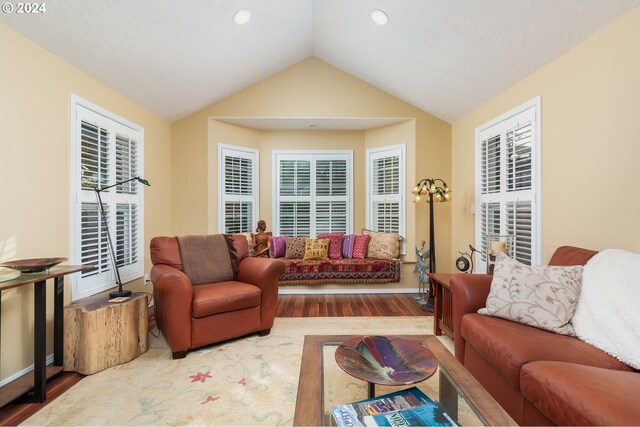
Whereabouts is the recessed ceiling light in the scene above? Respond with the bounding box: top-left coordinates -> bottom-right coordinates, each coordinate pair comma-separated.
370,9 -> 389,26
233,9 -> 251,25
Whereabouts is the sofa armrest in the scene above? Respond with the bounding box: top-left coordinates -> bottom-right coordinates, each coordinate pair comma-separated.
151,264 -> 193,353
237,257 -> 285,330
450,274 -> 493,363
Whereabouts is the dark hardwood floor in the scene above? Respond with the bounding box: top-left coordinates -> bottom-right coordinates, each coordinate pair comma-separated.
0,293 -> 428,425
0,372 -> 83,426
276,293 -> 428,317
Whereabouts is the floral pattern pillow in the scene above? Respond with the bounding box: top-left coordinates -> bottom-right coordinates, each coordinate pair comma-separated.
284,237 -> 306,259
362,229 -> 403,260
316,233 -> 344,259
303,238 -> 330,260
342,234 -> 355,258
352,234 -> 370,259
478,252 -> 584,336
270,235 -> 286,258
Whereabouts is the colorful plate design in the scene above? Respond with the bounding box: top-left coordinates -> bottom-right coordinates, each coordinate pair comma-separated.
0,257 -> 67,273
335,335 -> 437,385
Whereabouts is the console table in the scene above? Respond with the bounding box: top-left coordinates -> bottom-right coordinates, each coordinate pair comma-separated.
0,265 -> 91,406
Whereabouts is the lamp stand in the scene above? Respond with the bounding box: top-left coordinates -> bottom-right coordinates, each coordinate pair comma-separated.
412,177 -> 451,314
95,189 -> 132,299
421,199 -> 436,313
93,176 -> 149,299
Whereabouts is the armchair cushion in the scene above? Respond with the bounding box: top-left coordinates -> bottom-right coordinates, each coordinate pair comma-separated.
192,281 -> 261,318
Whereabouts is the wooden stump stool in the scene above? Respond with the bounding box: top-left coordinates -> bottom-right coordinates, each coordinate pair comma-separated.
63,292 -> 149,375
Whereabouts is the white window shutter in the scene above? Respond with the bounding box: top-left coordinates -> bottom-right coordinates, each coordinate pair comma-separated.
274,152 -> 352,237
367,145 -> 405,239
372,202 -> 400,234
219,145 -> 259,234
80,121 -> 109,190
476,99 -> 540,270
279,201 -> 311,237
72,101 -> 144,300
506,121 -> 533,192
116,203 -> 138,267
115,134 -> 138,194
80,203 -> 110,278
507,200 -> 533,264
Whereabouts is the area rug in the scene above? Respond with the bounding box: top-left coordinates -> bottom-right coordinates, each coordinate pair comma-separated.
24,317 -> 438,426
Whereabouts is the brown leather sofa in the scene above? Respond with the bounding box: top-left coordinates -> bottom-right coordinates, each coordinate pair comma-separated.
150,235 -> 285,359
450,246 -> 640,426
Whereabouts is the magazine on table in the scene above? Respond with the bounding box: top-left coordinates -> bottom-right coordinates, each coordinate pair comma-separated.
362,403 -> 459,426
332,387 -> 459,427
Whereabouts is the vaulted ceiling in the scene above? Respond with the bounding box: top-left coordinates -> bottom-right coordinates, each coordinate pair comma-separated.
2,0 -> 638,123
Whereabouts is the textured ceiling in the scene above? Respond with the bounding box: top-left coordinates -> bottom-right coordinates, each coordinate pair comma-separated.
2,0 -> 639,123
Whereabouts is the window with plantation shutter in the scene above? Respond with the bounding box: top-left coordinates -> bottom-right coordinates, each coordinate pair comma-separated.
476,98 -> 540,271
273,151 -> 352,237
218,145 -> 258,234
366,145 -> 406,239
71,97 -> 144,300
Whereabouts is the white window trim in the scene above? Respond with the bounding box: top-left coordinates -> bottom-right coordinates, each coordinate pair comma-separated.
69,94 -> 145,301
272,150 -> 353,236
474,96 -> 542,269
365,144 -> 406,242
217,144 -> 259,233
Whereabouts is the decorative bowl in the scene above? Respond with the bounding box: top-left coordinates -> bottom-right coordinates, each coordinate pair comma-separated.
335,335 -> 438,385
0,257 -> 67,273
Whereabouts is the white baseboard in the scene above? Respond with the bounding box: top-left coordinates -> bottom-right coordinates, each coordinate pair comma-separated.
0,354 -> 54,387
278,288 -> 419,295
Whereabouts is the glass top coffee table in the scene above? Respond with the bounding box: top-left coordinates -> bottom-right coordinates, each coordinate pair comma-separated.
293,335 -> 515,426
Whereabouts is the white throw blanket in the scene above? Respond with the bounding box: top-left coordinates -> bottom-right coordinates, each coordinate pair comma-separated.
572,249 -> 640,369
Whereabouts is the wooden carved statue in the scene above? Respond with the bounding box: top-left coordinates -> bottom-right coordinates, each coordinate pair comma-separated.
252,219 -> 271,258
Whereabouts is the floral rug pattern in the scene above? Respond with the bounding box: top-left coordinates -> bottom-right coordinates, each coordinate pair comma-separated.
24,317 -> 434,426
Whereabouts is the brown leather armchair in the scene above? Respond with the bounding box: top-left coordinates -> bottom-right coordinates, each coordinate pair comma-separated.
150,235 -> 285,359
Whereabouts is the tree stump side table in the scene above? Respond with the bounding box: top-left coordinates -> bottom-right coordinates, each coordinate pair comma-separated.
63,292 -> 149,375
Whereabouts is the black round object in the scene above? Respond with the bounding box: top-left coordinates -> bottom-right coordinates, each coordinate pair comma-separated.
456,255 -> 470,272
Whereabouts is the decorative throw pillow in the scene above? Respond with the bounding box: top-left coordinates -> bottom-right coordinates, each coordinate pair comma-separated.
478,252 -> 583,336
342,234 -> 355,258
303,238 -> 330,260
284,237 -> 306,259
270,235 -> 286,258
316,233 -> 344,259
176,234 -> 236,285
352,234 -> 370,259
362,229 -> 403,260
240,232 -> 255,256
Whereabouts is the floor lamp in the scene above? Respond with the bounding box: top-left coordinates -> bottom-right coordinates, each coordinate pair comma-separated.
94,176 -> 150,299
412,178 -> 451,311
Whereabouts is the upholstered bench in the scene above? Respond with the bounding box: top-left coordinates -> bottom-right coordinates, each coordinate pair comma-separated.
278,257 -> 401,285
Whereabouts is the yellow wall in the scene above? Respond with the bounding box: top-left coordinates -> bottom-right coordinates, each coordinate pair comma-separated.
451,6 -> 640,265
173,57 -> 452,266
0,24 -> 172,381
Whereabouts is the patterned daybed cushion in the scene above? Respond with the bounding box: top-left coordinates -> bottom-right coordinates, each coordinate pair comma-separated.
278,257 -> 401,285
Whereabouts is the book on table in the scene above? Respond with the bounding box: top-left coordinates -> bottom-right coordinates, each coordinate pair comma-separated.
332,387 -> 459,427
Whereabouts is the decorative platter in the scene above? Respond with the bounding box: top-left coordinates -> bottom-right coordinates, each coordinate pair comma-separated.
0,257 -> 67,273
334,335 -> 438,386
